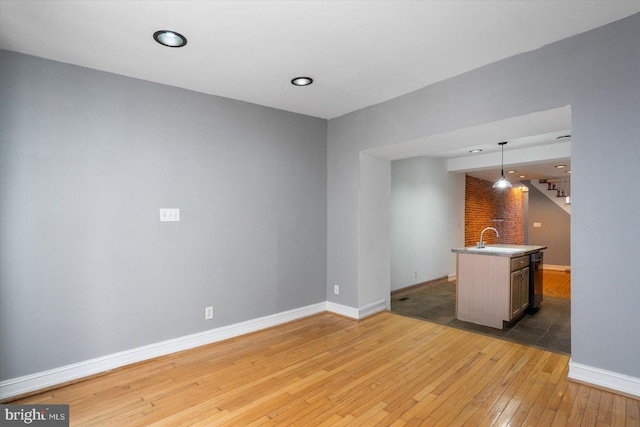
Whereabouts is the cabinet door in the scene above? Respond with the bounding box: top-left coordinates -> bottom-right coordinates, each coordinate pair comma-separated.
520,267 -> 530,312
510,270 -> 521,318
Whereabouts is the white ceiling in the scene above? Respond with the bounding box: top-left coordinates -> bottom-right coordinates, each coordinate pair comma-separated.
2,1 -> 640,120
2,1 -> 639,182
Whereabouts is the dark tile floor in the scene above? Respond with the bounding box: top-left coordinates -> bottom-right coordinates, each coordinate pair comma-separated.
390,279 -> 571,355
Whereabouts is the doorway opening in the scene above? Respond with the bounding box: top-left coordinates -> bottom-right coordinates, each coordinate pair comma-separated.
380,108 -> 572,354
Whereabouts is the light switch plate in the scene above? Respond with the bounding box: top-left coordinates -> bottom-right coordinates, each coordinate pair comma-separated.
160,208 -> 180,222
533,222 -> 542,228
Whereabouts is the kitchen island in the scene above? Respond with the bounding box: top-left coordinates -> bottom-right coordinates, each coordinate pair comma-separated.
451,244 -> 547,329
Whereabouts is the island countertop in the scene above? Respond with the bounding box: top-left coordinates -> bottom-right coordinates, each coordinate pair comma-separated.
451,244 -> 547,257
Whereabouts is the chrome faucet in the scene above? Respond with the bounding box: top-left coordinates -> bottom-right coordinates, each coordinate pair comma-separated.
477,227 -> 499,248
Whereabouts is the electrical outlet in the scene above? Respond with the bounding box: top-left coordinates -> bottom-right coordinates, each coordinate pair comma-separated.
205,306 -> 213,320
334,285 -> 339,295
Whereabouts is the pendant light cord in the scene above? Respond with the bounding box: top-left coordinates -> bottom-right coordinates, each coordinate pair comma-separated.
499,141 -> 507,177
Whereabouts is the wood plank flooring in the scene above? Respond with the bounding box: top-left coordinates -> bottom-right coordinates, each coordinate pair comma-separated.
544,270 -> 571,299
12,311 -> 639,426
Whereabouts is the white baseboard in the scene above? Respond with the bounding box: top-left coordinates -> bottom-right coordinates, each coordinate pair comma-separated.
543,264 -> 571,272
325,301 -> 359,319
6,306 -> 638,402
326,299 -> 386,320
358,300 -> 387,318
568,359 -> 640,398
0,302 -> 328,400
1,299 -> 389,400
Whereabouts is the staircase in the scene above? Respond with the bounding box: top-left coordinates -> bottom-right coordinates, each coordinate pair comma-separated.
528,177 -> 571,214
539,177 -> 571,200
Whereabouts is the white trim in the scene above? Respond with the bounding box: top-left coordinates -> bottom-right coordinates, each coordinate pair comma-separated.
0,302 -> 327,400
568,359 -> 640,398
543,264 -> 571,272
16,303 -> 640,402
326,300 -> 386,319
326,301 -> 360,319
358,299 -> 386,319
448,274 -> 456,282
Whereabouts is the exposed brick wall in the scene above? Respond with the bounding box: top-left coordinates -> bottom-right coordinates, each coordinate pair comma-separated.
465,175 -> 495,247
465,175 -> 524,247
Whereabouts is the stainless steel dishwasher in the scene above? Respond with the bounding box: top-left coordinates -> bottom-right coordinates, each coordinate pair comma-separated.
527,251 -> 544,313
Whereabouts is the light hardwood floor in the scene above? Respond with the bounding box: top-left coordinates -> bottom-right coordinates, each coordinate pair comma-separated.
12,311 -> 639,426
544,270 -> 571,300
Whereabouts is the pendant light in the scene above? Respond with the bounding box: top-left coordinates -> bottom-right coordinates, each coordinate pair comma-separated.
493,141 -> 512,189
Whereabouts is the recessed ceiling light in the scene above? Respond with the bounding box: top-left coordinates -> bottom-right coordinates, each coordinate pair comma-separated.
469,149 -> 482,153
555,164 -> 567,169
566,170 -> 572,174
153,30 -> 187,48
507,170 -> 517,174
291,77 -> 313,86
519,175 -> 527,178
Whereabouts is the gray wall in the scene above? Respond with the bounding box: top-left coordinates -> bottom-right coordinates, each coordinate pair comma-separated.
357,153 -> 391,306
0,51 -> 327,380
390,157 -> 462,291
524,182 -> 571,267
327,12 -> 640,380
